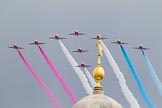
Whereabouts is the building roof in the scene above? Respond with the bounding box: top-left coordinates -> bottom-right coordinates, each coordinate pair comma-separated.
73,89 -> 123,108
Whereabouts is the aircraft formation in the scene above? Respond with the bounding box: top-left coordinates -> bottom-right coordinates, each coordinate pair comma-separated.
9,29 -> 150,65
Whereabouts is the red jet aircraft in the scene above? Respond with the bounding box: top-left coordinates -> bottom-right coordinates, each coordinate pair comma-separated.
111,39 -> 128,45
91,34 -> 108,40
133,44 -> 150,50
68,29 -> 86,36
9,44 -> 25,50
72,47 -> 89,53
28,40 -> 45,45
75,62 -> 92,68
49,34 -> 66,40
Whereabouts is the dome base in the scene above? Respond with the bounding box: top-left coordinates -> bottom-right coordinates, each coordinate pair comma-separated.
72,94 -> 123,108
93,88 -> 104,94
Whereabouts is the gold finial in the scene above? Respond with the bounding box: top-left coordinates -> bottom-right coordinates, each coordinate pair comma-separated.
93,35 -> 105,90
96,40 -> 103,66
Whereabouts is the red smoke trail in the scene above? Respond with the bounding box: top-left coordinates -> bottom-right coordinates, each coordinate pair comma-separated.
17,50 -> 61,108
38,45 -> 77,104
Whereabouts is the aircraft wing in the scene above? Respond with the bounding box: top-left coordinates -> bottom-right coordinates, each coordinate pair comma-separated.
91,38 -> 97,39
59,37 -> 66,39
28,43 -> 35,45
68,33 -> 75,35
17,47 -> 25,49
8,46 -> 24,49
78,33 -> 86,35
133,47 -> 140,49
85,65 -> 92,67
49,37 -> 66,39
72,51 -> 79,52
101,37 -> 108,39
111,42 -> 118,44
143,48 -> 150,50
121,42 -> 128,44
82,50 -> 89,52
91,37 -> 108,40
75,65 -> 81,67
38,42 -> 46,44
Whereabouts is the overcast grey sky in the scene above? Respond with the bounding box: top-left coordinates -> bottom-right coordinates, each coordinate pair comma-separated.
1,0 -> 162,108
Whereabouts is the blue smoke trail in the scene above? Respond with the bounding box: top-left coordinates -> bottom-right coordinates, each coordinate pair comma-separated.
142,50 -> 162,96
120,45 -> 155,108
101,41 -> 140,108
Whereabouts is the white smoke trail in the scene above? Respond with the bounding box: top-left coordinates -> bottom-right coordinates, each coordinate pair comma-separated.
58,40 -> 93,95
84,68 -> 96,87
101,41 -> 141,108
